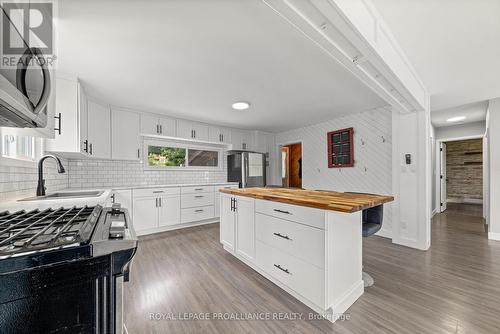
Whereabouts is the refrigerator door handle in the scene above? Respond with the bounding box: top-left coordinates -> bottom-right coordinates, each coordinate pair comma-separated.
241,154 -> 248,188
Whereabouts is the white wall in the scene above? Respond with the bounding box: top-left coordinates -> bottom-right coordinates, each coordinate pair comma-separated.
430,125 -> 437,214
488,98 -> 500,240
435,121 -> 486,140
275,107 -> 393,237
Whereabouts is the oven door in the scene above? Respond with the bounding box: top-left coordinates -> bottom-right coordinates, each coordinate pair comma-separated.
0,8 -> 51,128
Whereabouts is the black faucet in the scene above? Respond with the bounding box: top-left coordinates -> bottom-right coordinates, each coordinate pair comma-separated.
36,155 -> 66,196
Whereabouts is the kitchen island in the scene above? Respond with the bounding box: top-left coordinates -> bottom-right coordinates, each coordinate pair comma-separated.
219,187 -> 393,322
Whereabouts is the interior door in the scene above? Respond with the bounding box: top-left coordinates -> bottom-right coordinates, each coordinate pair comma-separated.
440,142 -> 447,212
281,146 -> 290,187
158,195 -> 181,226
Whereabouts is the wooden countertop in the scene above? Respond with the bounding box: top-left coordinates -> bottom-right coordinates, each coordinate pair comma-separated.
219,187 -> 394,213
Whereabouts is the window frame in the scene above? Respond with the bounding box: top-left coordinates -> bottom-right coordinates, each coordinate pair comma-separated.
143,139 -> 223,171
0,128 -> 43,168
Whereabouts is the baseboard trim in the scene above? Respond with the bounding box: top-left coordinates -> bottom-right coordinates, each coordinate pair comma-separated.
375,228 -> 392,239
136,218 -> 219,236
488,232 -> 500,241
392,236 -> 430,251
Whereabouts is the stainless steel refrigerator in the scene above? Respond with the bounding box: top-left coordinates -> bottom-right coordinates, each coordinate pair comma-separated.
227,150 -> 266,188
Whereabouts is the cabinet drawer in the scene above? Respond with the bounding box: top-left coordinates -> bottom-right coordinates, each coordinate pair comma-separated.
133,187 -> 180,198
181,185 -> 215,194
255,213 -> 325,269
255,199 -> 325,229
181,192 -> 214,208
256,240 -> 324,307
181,205 -> 215,223
215,184 -> 238,191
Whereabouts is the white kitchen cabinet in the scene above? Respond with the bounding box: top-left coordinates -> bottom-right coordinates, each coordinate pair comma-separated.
45,76 -> 89,156
231,129 -> 254,150
209,126 -> 231,144
140,114 -> 176,137
177,120 -> 209,141
220,194 -> 235,251
132,197 -> 158,231
215,184 -> 238,217
87,100 -> 111,159
159,195 -> 181,226
219,194 -> 255,261
112,108 -> 140,160
235,196 -> 255,261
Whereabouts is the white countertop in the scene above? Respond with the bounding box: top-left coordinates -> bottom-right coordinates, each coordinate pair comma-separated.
0,182 -> 239,212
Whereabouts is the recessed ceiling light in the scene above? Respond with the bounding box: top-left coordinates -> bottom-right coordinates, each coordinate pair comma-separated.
232,101 -> 250,110
446,116 -> 466,122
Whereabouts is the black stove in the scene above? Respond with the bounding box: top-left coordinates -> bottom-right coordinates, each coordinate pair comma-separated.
0,203 -> 137,334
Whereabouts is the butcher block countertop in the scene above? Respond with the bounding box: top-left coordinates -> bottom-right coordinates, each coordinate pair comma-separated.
219,187 -> 394,213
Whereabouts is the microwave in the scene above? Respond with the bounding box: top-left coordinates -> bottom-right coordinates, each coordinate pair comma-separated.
0,8 -> 51,128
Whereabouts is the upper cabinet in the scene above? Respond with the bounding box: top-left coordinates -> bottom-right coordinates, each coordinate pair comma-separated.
140,114 -> 176,137
177,120 -> 209,141
209,126 -> 231,144
87,100 -> 111,159
112,108 -> 140,160
231,129 -> 254,150
45,75 -> 88,156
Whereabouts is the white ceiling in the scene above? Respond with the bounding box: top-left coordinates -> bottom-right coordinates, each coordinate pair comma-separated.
372,0 -> 500,111
56,0 -> 387,133
431,101 -> 488,128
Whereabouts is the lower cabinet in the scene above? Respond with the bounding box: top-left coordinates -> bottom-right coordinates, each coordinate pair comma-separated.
215,184 -> 238,217
219,194 -> 255,262
132,188 -> 181,234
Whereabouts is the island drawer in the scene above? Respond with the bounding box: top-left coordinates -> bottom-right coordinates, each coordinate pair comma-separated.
256,240 -> 324,307
181,186 -> 215,194
181,205 -> 215,223
181,192 -> 215,208
133,187 -> 180,198
255,213 -> 325,269
255,200 -> 325,229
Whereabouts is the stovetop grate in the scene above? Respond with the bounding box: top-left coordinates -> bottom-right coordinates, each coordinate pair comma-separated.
0,205 -> 102,257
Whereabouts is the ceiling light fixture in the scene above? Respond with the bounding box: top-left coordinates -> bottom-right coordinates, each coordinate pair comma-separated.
446,116 -> 466,123
232,101 -> 250,110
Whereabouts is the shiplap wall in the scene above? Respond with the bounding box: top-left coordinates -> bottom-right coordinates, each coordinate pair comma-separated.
275,107 -> 393,235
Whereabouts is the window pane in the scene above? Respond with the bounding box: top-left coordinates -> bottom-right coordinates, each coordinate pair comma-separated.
148,146 -> 186,167
188,149 -> 218,167
2,134 -> 35,160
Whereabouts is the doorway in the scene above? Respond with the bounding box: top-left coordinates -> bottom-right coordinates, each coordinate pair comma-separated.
281,142 -> 302,188
439,138 -> 483,217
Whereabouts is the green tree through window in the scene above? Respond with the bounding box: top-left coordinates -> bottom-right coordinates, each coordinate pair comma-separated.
148,146 -> 186,166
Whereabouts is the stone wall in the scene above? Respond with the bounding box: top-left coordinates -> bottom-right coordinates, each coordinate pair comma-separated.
446,139 -> 482,203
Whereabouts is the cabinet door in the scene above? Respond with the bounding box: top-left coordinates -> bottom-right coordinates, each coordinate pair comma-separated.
241,131 -> 254,150
192,123 -> 209,141
87,100 -> 111,159
220,195 -> 235,251
176,120 -> 194,139
235,196 -> 255,261
140,114 -> 160,135
231,130 -> 243,150
159,195 -> 181,226
112,109 -> 140,160
159,116 -> 176,137
132,197 -> 158,232
78,83 -> 88,154
209,126 -> 222,143
220,127 -> 231,144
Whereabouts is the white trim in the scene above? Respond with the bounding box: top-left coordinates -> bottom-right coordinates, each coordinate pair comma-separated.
488,232 -> 500,241
431,208 -> 438,218
375,228 -> 392,239
276,140 -> 303,188
136,218 -> 219,236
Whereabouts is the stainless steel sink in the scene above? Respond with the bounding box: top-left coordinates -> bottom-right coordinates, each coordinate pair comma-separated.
18,190 -> 105,202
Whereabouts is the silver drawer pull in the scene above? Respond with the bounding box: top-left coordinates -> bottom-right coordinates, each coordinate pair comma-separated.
273,232 -> 291,241
274,264 -> 291,275
194,188 -> 204,191
274,209 -> 291,215
152,191 -> 164,194
194,195 -> 204,198
195,209 -> 204,213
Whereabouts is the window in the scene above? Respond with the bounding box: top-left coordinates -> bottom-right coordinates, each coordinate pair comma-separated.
144,140 -> 222,170
327,127 -> 354,168
2,134 -> 35,161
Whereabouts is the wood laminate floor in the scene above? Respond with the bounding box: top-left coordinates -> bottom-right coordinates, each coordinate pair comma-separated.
124,206 -> 500,334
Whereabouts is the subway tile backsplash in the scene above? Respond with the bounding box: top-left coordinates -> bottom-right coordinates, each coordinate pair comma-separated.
1,153 -> 228,201
0,159 -> 69,201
